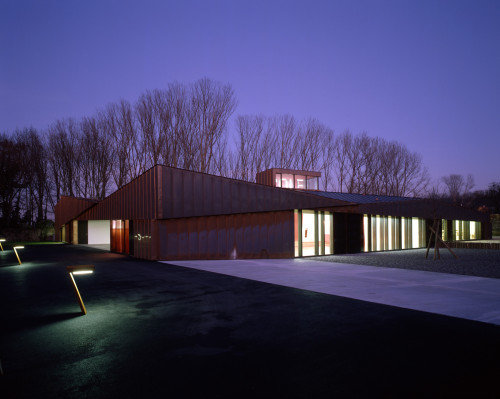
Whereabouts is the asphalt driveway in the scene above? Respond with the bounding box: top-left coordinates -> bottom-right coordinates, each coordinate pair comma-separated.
1,245 -> 499,398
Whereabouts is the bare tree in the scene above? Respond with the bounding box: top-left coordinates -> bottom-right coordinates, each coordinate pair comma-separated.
333,130 -> 352,192
162,83 -> 188,168
295,118 -> 325,171
47,119 -> 80,200
106,100 -> 139,188
442,174 -> 475,203
78,114 -> 113,200
190,78 -> 237,174
344,132 -> 366,193
135,91 -> 162,173
233,115 -> 264,180
268,114 -> 298,169
318,127 -> 336,191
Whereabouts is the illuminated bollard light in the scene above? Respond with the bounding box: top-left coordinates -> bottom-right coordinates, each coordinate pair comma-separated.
13,246 -> 24,265
67,265 -> 95,315
0,238 -> 5,251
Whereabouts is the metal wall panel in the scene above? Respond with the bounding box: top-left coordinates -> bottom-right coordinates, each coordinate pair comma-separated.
132,220 -> 154,260
157,166 -> 345,219
80,166 -> 159,221
78,221 -> 88,244
156,210 -> 294,260
54,196 -> 97,239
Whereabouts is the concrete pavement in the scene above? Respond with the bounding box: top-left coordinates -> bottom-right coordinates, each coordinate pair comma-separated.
164,258 -> 500,325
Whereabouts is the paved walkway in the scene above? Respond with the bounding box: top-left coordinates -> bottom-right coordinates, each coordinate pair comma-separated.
164,258 -> 500,325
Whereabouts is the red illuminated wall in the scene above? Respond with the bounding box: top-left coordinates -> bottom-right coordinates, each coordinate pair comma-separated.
111,220 -> 130,254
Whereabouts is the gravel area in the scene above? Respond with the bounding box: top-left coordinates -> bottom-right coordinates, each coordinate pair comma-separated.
315,248 -> 500,279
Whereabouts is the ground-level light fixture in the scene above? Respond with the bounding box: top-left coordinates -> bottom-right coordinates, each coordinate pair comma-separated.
67,265 -> 95,315
0,238 -> 5,251
13,246 -> 24,265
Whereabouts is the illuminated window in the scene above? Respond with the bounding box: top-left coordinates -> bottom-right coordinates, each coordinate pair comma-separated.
294,210 -> 333,257
401,217 -> 407,249
375,215 -> 381,251
388,216 -> 393,250
324,212 -> 333,255
382,216 -> 388,250
454,220 -> 466,240
412,217 -> 420,248
275,173 -> 282,187
302,211 -> 316,256
294,175 -> 305,189
282,174 -> 293,188
469,221 -> 475,239
363,215 -> 369,252
441,219 -> 448,241
294,210 -> 300,256
318,213 -> 324,255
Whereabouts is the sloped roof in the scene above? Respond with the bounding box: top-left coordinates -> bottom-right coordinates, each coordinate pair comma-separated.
54,196 -> 98,227
306,191 -> 418,204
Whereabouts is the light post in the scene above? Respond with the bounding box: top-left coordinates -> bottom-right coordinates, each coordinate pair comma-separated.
13,246 -> 24,265
66,265 -> 95,315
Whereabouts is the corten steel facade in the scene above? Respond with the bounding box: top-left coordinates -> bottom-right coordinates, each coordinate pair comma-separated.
54,196 -> 97,243
54,165 -> 491,261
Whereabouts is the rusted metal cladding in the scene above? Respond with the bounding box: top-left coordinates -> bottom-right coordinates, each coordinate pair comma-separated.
80,167 -> 159,221
132,220 -> 159,260
158,166 -> 345,219
54,196 -> 97,240
132,220 -> 151,260
157,211 -> 294,260
255,169 -> 273,186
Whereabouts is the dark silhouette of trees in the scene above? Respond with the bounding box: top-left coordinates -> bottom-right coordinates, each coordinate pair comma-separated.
105,100 -> 138,189
0,134 -> 26,228
47,119 -> 80,201
0,129 -> 53,238
441,174 -> 475,204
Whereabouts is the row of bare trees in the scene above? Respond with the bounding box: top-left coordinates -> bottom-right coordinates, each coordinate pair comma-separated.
2,78 -> 434,234
229,115 -> 333,184
230,115 -> 429,196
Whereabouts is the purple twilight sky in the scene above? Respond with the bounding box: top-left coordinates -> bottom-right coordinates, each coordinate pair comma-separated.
1,0 -> 499,190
